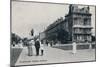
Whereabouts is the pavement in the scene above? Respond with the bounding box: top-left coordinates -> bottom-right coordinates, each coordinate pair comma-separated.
11,47 -> 23,66
15,45 -> 95,66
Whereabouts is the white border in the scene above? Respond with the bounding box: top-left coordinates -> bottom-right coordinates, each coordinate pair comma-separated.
0,0 -> 98,67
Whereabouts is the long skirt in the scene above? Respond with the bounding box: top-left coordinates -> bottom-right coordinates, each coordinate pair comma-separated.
28,46 -> 33,56
72,45 -> 77,54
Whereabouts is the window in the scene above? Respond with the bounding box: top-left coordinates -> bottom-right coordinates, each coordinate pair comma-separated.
84,18 -> 88,25
74,18 -> 78,25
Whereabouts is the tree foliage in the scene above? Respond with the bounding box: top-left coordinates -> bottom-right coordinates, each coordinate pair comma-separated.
57,28 -> 69,44
11,33 -> 21,46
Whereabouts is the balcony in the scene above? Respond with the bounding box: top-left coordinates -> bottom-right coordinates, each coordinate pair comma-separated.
74,31 -> 91,34
73,25 -> 93,28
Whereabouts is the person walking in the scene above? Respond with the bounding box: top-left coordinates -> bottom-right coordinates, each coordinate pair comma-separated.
72,41 -> 77,54
35,39 -> 40,56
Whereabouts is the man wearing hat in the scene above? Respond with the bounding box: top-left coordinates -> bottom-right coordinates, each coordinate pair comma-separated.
34,39 -> 40,56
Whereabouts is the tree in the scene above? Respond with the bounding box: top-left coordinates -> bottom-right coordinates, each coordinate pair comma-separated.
57,28 -> 69,44
11,33 -> 22,46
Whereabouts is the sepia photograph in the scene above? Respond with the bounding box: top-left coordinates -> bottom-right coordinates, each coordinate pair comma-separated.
10,0 -> 96,66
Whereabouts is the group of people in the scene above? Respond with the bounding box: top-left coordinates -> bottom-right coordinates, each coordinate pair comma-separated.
26,38 -> 92,56
27,39 -> 44,56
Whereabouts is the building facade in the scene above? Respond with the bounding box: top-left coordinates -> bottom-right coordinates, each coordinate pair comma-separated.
44,5 -> 92,44
67,5 -> 92,42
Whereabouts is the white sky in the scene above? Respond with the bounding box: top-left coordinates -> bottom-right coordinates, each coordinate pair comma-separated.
12,1 -> 95,38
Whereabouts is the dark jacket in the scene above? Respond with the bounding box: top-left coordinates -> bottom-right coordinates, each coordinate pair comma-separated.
35,41 -> 40,48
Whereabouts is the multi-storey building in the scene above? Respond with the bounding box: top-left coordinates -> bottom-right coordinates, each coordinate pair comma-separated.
67,5 -> 92,42
43,4 -> 92,44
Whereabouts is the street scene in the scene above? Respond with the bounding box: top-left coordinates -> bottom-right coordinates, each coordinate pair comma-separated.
11,1 -> 96,66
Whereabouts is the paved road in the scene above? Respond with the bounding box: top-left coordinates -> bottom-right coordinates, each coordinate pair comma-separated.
15,46 -> 95,66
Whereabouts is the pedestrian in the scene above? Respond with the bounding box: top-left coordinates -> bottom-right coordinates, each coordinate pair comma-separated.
18,40 -> 23,48
50,41 -> 52,47
28,39 -> 33,56
89,41 -> 92,50
48,42 -> 50,47
34,39 -> 40,56
46,40 -> 48,46
40,41 -> 44,56
72,41 -> 77,54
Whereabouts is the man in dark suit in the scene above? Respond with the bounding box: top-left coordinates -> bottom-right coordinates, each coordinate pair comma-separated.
35,39 -> 40,56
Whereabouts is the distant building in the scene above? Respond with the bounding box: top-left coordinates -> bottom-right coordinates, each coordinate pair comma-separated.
39,32 -> 46,40
44,4 -> 92,44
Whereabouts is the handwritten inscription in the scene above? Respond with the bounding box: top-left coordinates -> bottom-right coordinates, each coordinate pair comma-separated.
19,60 -> 47,63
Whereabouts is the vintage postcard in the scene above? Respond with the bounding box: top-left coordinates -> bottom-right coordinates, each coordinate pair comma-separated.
10,0 -> 96,66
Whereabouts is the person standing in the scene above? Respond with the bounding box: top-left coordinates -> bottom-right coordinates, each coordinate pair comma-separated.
72,41 -> 77,54
89,41 -> 92,50
35,39 -> 40,56
50,41 -> 53,47
40,41 -> 44,56
28,40 -> 33,56
46,40 -> 48,46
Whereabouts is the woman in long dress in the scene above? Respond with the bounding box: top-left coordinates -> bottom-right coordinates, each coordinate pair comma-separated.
28,40 -> 34,56
72,41 -> 77,54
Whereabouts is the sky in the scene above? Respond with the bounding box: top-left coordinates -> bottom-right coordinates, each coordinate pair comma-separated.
12,1 -> 95,38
